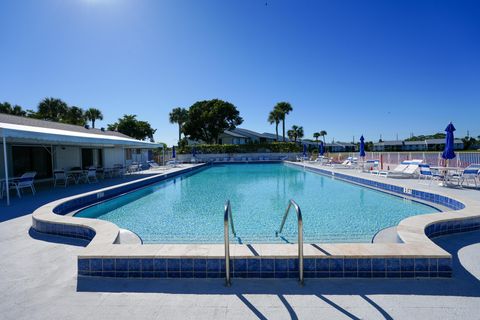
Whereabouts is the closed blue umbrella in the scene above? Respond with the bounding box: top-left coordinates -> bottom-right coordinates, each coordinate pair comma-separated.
192,146 -> 196,158
303,144 -> 307,158
172,146 -> 176,158
359,135 -> 366,158
319,141 -> 324,156
442,122 -> 456,161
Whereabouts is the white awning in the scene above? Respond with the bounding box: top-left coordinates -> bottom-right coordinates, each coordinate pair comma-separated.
0,122 -> 159,148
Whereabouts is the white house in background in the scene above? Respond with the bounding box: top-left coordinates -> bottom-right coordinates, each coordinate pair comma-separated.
0,113 -> 159,183
373,139 -> 464,151
218,128 -> 278,145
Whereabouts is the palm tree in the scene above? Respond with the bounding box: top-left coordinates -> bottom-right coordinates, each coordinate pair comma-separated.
36,97 -> 68,121
0,102 -> 26,116
169,107 -> 189,142
319,130 -> 327,144
85,108 -> 104,128
274,102 -> 293,142
268,109 -> 282,141
289,125 -> 304,143
313,132 -> 320,142
64,106 -> 86,125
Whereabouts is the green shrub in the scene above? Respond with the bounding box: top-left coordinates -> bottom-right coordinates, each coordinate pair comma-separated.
178,142 -> 302,154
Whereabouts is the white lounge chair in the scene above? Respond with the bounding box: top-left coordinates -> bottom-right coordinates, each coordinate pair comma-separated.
9,171 -> 37,197
362,160 -> 379,172
378,161 -> 412,177
385,160 -> 423,178
53,169 -> 76,187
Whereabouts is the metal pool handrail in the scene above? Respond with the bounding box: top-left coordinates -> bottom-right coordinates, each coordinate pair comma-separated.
276,199 -> 304,285
224,200 -> 236,286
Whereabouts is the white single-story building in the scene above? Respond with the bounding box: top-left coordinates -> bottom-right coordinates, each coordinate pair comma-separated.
1,113 -> 159,203
373,139 -> 464,151
217,128 -> 279,145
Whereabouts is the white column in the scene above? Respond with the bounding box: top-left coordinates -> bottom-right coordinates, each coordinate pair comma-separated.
3,135 -> 10,206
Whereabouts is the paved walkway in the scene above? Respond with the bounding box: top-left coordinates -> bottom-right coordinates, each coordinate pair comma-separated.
1,166 -> 480,319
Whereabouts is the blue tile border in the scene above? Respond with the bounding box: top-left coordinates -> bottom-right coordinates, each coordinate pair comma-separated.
78,257 -> 452,279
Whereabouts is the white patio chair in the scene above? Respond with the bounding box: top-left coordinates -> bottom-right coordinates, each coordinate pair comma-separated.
9,171 -> 37,197
53,169 -> 76,187
80,167 -> 98,184
446,164 -> 480,188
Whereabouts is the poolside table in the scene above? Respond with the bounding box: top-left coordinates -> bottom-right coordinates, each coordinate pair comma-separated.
430,166 -> 464,186
66,170 -> 87,184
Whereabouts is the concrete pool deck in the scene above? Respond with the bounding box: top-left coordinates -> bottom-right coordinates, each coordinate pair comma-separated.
1,162 -> 480,318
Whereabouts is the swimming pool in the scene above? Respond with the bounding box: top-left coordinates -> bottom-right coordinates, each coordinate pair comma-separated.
75,163 -> 438,243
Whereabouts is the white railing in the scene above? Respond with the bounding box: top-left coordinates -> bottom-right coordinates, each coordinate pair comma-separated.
338,151 -> 480,169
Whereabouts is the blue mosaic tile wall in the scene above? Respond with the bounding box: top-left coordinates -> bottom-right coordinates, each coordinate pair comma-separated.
32,219 -> 95,240
78,256 -> 452,279
425,217 -> 480,238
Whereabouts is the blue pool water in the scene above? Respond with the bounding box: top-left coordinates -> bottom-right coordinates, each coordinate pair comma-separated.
75,163 -> 437,243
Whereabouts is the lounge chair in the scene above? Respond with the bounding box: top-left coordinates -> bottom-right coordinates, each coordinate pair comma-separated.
9,171 -> 37,197
148,161 -> 161,169
362,160 -> 379,172
378,161 -> 412,177
166,159 -> 182,167
445,164 -> 480,188
418,164 -> 443,185
53,169 -> 76,187
385,160 -> 423,178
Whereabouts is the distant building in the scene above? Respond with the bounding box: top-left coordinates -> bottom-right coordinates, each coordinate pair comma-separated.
373,139 -> 464,152
217,128 -> 279,145
302,140 -> 356,152
327,142 -> 356,153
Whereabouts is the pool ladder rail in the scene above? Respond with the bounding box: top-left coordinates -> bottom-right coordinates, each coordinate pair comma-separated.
224,200 -> 236,286
276,199 -> 304,285
224,199 -> 304,286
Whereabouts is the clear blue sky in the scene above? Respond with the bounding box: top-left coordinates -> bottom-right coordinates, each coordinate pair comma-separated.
1,0 -> 479,145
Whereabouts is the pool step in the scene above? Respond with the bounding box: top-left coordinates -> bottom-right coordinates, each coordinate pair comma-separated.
116,228 -> 142,244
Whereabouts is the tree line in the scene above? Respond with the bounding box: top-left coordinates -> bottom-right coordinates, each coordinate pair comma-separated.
1,98 -> 103,128
0,98 -> 156,141
169,99 -> 333,146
